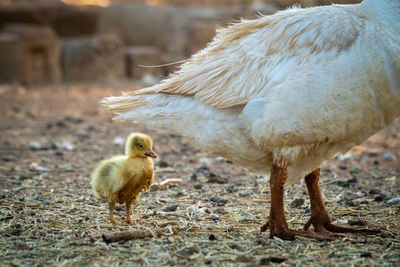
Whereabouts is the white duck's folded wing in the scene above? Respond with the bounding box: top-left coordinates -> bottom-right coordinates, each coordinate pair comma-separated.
104,3 -> 362,113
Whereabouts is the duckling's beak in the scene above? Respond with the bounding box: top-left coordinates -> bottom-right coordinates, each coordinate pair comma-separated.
144,149 -> 157,158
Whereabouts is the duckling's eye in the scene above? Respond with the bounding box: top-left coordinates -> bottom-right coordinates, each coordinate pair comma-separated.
137,143 -> 144,149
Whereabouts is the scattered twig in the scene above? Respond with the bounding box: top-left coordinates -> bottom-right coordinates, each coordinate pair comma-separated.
102,228 -> 177,244
159,178 -> 183,187
151,178 -> 183,191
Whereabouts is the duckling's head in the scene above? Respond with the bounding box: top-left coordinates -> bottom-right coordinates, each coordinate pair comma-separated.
125,133 -> 157,158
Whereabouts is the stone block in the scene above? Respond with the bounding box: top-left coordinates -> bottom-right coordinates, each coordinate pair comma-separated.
98,5 -> 172,50
0,23 -> 61,85
0,2 -> 102,38
61,33 -> 124,81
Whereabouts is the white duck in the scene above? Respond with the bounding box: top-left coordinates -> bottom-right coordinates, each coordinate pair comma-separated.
103,0 -> 400,240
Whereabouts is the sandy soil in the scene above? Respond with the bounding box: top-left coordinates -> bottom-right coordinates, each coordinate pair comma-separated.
0,83 -> 399,266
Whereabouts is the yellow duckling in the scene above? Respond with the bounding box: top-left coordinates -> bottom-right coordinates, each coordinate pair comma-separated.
91,133 -> 157,224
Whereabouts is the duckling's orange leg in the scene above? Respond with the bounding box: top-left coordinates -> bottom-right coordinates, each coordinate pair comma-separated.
109,202 -> 116,225
304,169 -> 379,235
123,202 -> 133,224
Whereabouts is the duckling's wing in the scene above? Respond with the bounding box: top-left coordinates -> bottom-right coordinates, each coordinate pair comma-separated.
104,4 -> 361,113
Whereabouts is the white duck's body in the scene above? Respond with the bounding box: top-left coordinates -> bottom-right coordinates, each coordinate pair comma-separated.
104,0 -> 400,184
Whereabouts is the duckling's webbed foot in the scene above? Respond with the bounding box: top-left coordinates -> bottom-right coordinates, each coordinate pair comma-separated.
304,169 -> 379,236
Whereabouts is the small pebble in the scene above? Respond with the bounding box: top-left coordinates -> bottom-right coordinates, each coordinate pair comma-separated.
199,158 -> 212,167
338,152 -> 352,160
194,184 -> 202,190
208,234 -> 216,241
383,152 -> 397,162
224,184 -> 234,193
368,152 -> 378,157
214,156 -> 226,163
58,140 -> 75,151
158,160 -> 169,168
208,214 -> 221,221
75,196 -> 85,202
348,220 -> 367,226
64,116 -> 83,124
339,165 -> 348,170
387,195 -> 400,205
42,200 -> 51,205
289,198 -> 305,208
112,137 -> 125,146
2,154 -> 17,162
190,173 -> 197,182
56,120 -> 67,128
163,204 -> 178,212
337,181 -> 349,187
255,237 -> 268,246
29,162 -> 51,172
209,197 -> 228,206
269,256 -> 286,263
207,173 -> 228,184
374,195 -> 385,202
175,191 -> 184,197
360,252 -> 372,258
177,246 -> 198,257
214,208 -> 226,214
347,177 -> 358,184
349,168 -> 359,174
304,207 -> 310,214
28,141 -> 42,150
239,211 -> 253,219
32,194 -> 39,200
369,188 -> 381,195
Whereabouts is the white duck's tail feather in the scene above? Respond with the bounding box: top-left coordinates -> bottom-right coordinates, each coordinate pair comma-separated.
101,88 -> 269,172
102,87 -> 239,138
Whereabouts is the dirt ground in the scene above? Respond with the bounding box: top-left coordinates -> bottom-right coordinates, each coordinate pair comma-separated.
0,83 -> 399,266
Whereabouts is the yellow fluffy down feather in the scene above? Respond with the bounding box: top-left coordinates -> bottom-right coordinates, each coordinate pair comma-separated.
91,133 -> 157,224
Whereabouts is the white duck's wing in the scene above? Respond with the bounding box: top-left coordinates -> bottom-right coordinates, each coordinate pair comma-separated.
118,4 -> 361,109
104,4 -> 362,115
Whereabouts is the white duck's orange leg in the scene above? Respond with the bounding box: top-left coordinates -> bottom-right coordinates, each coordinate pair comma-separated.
304,169 -> 379,235
123,202 -> 133,224
109,202 -> 116,225
261,164 -> 339,241
260,164 -> 296,240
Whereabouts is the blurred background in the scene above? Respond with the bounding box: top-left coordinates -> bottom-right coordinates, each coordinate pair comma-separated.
0,0 -> 361,86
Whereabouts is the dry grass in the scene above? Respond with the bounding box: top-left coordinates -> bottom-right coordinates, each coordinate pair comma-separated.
0,84 -> 399,266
